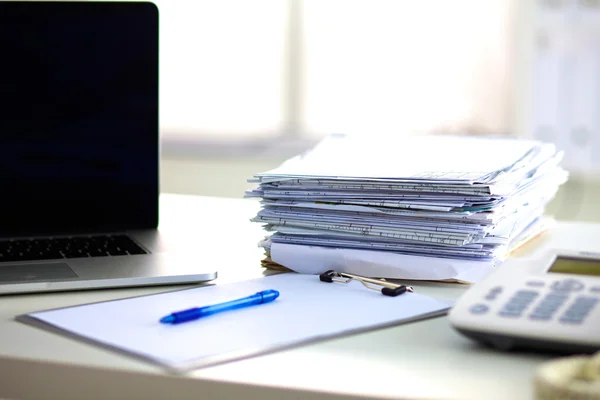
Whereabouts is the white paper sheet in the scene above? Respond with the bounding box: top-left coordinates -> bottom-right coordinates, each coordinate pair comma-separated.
260,180 -> 494,195
270,242 -> 498,282
256,134 -> 540,182
21,273 -> 452,372
260,200 -> 485,221
268,217 -> 554,283
268,235 -> 497,259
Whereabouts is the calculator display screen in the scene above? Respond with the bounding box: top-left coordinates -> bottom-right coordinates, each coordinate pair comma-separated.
548,257 -> 600,276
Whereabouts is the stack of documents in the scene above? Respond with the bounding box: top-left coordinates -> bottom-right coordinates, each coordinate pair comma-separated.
245,134 -> 568,283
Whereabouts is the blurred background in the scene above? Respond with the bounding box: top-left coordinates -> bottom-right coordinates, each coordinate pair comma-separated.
155,0 -> 600,222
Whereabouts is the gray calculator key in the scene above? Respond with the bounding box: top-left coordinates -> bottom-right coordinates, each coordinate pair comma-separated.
559,317 -> 583,325
551,279 -> 584,292
515,290 -> 539,298
500,304 -> 526,313
542,299 -> 567,306
534,306 -> 559,314
485,287 -> 503,300
538,302 -> 562,310
508,299 -> 533,307
499,311 -> 522,318
469,304 -> 490,314
529,313 -> 552,320
574,296 -> 598,304
545,293 -> 569,300
498,291 -> 539,318
559,297 -> 596,324
536,296 -> 567,308
563,310 -> 587,318
526,281 -> 545,288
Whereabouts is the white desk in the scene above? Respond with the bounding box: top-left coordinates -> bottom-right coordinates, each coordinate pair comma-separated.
1,194 -> 597,400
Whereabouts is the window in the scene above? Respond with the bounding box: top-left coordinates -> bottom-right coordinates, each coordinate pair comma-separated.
155,0 -> 287,140
303,0 -> 514,137
158,0 -> 517,156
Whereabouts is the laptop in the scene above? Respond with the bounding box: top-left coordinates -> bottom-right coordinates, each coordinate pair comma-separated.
0,1 -> 217,294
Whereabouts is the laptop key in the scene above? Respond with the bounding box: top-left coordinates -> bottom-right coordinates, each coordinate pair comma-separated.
0,254 -> 23,262
0,235 -> 147,262
107,248 -> 129,256
126,247 -> 147,255
88,248 -> 109,257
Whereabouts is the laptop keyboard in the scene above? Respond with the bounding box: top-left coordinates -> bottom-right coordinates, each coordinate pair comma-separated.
0,235 -> 148,263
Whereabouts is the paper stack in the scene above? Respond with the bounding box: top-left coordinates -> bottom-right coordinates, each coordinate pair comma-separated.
245,134 -> 568,283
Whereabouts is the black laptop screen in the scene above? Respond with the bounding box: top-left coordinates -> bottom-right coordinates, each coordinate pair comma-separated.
0,2 -> 159,236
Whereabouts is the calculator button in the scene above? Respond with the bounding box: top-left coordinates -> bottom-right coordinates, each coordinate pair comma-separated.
540,294 -> 568,305
512,291 -> 539,303
558,296 -> 598,324
545,293 -> 569,301
498,292 -> 538,318
528,292 -> 568,321
469,304 -> 490,314
551,279 -> 584,292
499,310 -> 522,318
526,280 -> 545,288
529,313 -> 552,320
509,293 -> 538,305
511,296 -> 535,304
485,287 -> 503,300
559,317 -> 583,325
515,290 -> 539,297
503,304 -> 525,312
562,309 -> 587,319
574,296 -> 599,305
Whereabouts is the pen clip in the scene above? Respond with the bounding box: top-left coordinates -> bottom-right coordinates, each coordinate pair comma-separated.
319,270 -> 413,297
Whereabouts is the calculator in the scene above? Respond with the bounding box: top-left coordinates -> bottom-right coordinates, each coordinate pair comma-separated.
448,251 -> 600,353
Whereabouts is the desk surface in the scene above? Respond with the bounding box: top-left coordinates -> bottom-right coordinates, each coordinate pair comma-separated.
0,194 -> 597,400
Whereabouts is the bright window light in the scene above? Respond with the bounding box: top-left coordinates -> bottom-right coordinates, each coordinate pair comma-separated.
303,0 -> 513,137
153,0 -> 514,143
155,0 -> 287,139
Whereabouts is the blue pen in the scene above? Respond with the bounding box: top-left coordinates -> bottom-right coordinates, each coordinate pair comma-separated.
159,289 -> 280,324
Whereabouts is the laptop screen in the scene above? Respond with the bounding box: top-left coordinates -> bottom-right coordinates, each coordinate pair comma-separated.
0,1 -> 159,236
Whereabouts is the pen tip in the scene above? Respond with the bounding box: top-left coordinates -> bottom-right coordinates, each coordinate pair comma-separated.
160,315 -> 175,324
